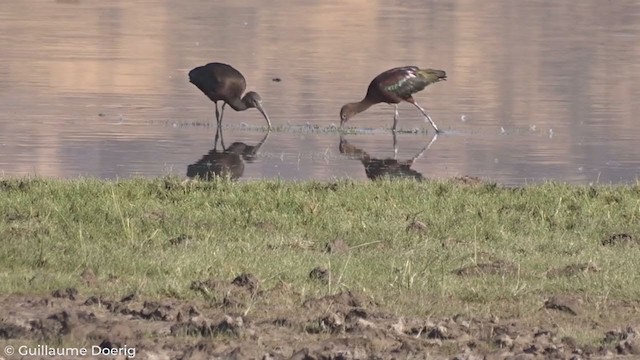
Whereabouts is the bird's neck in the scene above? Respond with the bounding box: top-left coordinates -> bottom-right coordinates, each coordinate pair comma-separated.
227,97 -> 250,111
352,98 -> 376,115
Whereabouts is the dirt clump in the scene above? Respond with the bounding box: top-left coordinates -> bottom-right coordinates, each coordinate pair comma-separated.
309,266 -> 331,283
602,232 -> 638,246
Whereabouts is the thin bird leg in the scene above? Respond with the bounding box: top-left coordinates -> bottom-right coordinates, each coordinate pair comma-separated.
411,101 -> 441,133
219,103 -> 227,127
392,104 -> 399,132
217,103 -> 227,149
393,131 -> 398,160
218,126 -> 226,150
214,102 -> 221,127
213,102 -> 222,148
409,132 -> 439,164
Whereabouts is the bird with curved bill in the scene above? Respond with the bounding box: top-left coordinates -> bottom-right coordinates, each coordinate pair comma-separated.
340,66 -> 446,133
189,62 -> 272,132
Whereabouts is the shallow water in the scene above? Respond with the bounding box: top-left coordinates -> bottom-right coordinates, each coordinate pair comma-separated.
1,0 -> 639,185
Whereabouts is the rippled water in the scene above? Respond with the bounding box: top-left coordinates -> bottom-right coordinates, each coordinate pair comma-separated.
1,0 -> 639,185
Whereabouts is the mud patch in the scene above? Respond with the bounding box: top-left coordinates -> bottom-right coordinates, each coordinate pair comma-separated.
1,280 -> 639,359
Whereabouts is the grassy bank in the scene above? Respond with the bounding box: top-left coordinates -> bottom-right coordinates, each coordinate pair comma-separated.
1,177 -> 639,319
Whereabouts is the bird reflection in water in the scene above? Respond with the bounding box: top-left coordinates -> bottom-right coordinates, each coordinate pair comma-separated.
187,129 -> 270,181
339,132 -> 438,181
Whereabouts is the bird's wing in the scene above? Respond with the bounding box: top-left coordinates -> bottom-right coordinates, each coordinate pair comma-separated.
375,66 -> 421,99
188,65 -> 229,98
377,66 -> 444,99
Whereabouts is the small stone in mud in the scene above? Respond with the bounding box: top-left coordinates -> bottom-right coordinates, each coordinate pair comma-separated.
232,273 -> 260,292
51,287 -> 79,301
309,267 -> 330,283
325,238 -> 349,254
272,77 -> 282,82
602,233 -> 638,246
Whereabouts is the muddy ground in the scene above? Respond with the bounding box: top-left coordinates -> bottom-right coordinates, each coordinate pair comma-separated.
1,273 -> 639,360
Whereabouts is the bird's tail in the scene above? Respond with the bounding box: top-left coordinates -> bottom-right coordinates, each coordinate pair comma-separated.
418,69 -> 447,85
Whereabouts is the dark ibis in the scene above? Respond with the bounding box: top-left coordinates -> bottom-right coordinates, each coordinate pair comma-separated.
340,66 -> 446,132
189,62 -> 272,130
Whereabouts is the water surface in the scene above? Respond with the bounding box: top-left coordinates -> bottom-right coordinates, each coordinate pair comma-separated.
1,0 -> 639,185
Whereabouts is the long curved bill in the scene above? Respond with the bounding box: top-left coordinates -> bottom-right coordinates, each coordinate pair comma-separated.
255,103 -> 272,130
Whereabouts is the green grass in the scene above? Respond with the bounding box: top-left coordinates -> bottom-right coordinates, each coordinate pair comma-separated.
1,176 -> 640,318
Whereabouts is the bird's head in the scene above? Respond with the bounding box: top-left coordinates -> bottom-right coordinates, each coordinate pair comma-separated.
243,91 -> 272,129
339,103 -> 358,128
421,69 -> 447,84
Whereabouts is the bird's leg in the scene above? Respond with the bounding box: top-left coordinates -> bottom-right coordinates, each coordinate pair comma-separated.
393,131 -> 398,160
214,103 -> 226,149
412,101 -> 441,133
214,102 -> 221,127
392,104 -> 399,132
218,128 -> 226,150
213,102 -> 222,148
219,103 -> 227,127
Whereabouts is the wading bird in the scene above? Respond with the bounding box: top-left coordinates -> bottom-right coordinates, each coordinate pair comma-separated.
189,62 -> 272,131
340,66 -> 446,133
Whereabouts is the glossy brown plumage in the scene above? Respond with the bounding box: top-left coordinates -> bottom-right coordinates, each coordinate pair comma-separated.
340,66 -> 446,132
189,62 -> 272,130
